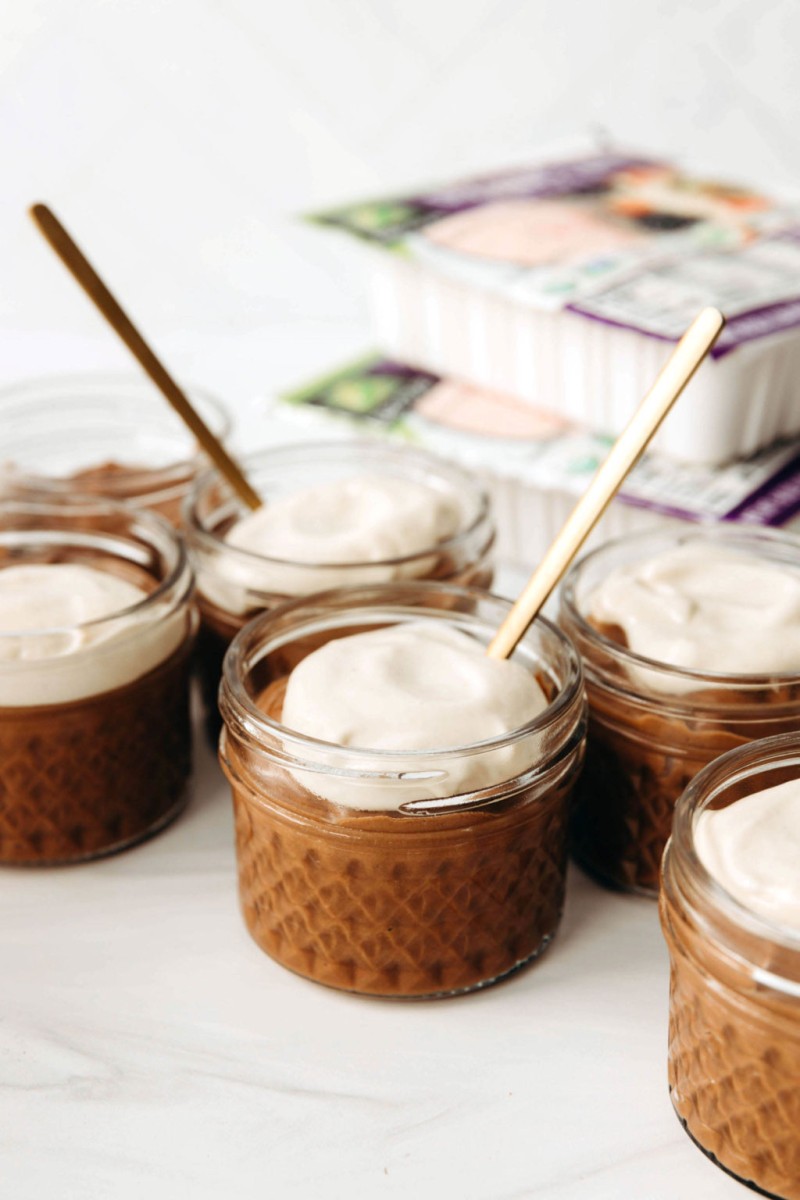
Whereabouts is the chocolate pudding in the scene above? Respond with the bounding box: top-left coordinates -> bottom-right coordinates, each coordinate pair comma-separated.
0,501 -> 196,865
0,373 -> 230,526
186,442 -> 495,743
559,529 -> 800,895
60,460 -> 194,526
231,689 -> 575,996
218,584 -> 586,997
0,643 -> 192,863
661,734 -> 800,1199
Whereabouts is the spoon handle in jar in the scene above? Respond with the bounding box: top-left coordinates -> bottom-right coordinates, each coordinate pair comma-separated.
29,203 -> 261,512
487,306 -> 726,661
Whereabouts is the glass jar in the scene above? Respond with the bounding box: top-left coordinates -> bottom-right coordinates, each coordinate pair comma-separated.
218,582 -> 585,998
186,441 -> 495,741
0,499 -> 196,864
0,373 -> 231,525
559,526 -> 800,896
661,732 -> 800,1200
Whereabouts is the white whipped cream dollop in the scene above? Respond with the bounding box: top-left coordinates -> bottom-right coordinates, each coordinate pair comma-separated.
279,622 -> 548,810
0,563 -> 186,706
205,475 -> 467,612
588,542 -> 800,675
695,779 -> 800,932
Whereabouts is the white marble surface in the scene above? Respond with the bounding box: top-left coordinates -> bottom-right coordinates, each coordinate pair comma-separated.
1,597 -> 740,1200
1,705 -> 738,1200
0,691 -> 743,1195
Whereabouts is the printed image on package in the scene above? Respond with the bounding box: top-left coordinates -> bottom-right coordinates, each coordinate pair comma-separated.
310,155 -> 793,306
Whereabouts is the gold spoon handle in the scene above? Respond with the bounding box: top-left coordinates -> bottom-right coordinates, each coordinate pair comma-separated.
29,203 -> 261,512
487,306 -> 726,660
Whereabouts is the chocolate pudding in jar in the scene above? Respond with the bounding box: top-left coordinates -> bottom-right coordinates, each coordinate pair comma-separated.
218,582 -> 585,998
185,441 -> 495,742
559,526 -> 800,896
0,374 -> 230,526
0,500 -> 196,865
661,732 -> 800,1199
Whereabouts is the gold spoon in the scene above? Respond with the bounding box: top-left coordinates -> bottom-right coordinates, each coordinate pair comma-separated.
29,203 -> 261,512
488,306 -> 726,660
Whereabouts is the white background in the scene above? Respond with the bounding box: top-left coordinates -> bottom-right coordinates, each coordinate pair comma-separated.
2,0 -> 800,403
1,5 -> 797,1198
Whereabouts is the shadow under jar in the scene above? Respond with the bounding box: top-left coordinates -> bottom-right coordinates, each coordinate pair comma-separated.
218,582 -> 586,999
0,500 -> 196,865
0,373 -> 230,526
185,441 -> 496,744
559,526 -> 800,896
661,732 -> 800,1200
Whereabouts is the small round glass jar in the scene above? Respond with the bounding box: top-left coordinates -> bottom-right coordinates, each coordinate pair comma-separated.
559,526 -> 800,896
186,441 -> 496,740
661,732 -> 800,1200
218,582 -> 586,998
0,499 -> 196,865
0,373 -> 231,526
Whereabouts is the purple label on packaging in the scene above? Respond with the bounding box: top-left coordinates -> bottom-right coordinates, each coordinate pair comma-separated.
564,303 -> 678,345
725,456 -> 800,525
282,353 -> 800,530
366,359 -> 438,383
414,155 -> 653,214
619,457 -> 800,525
712,298 -> 800,358
568,231 -> 800,354
569,295 -> 800,360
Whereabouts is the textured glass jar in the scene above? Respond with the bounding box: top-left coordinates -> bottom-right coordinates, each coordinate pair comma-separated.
219,582 -> 585,998
559,526 -> 800,896
186,441 -> 495,739
661,732 -> 800,1199
0,374 -> 230,525
0,499 -> 196,864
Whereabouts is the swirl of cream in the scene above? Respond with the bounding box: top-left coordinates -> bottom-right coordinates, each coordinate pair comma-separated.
279,621 -> 548,810
203,474 -> 466,612
588,542 -> 800,674
0,563 -> 186,705
695,779 -> 800,932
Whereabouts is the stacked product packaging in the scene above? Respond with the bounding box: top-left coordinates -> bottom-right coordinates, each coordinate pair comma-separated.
275,150 -> 800,566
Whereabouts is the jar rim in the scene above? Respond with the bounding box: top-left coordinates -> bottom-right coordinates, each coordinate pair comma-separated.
0,497 -> 191,641
220,581 -> 584,774
0,371 -> 231,491
560,525 -> 800,687
669,730 -> 800,955
185,441 -> 494,572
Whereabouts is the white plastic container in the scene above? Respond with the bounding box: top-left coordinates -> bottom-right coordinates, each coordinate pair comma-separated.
271,354 -> 800,571
310,152 -> 800,465
366,249 -> 800,465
